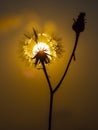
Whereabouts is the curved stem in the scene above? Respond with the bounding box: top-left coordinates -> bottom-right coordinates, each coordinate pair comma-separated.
53,32 -> 80,93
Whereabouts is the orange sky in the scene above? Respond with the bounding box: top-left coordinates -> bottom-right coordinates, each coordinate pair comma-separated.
0,0 -> 98,130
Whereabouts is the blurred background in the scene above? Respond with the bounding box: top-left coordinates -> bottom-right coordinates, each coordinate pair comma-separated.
0,0 -> 98,130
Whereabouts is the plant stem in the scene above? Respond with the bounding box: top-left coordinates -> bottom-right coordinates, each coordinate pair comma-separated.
41,61 -> 52,93
48,92 -> 54,130
41,32 -> 80,130
41,61 -> 53,130
53,32 -> 80,93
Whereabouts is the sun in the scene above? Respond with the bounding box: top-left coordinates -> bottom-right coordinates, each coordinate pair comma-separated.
33,42 -> 50,56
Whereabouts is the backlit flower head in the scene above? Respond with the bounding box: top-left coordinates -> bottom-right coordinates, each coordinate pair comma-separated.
19,28 -> 63,67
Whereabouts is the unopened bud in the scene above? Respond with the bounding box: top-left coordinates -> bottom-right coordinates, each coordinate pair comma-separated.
72,12 -> 86,33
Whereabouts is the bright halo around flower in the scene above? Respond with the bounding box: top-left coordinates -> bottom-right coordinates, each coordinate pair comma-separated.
19,28 -> 63,67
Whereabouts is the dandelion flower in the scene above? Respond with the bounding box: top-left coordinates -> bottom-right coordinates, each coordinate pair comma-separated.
19,28 -> 63,67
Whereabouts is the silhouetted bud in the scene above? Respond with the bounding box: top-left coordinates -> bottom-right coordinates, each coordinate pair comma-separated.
72,12 -> 86,33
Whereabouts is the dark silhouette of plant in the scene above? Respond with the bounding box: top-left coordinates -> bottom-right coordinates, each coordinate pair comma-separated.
19,12 -> 86,130
53,12 -> 86,93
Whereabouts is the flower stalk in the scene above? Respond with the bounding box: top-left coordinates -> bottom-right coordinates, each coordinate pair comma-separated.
41,61 -> 52,93
42,31 -> 80,130
41,12 -> 86,130
48,92 -> 54,130
53,12 -> 86,93
41,61 -> 53,130
53,32 -> 80,93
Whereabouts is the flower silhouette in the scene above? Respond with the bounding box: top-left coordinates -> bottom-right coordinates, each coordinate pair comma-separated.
18,12 -> 86,130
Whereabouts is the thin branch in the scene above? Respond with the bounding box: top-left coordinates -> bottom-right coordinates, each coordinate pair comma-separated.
53,12 -> 86,93
53,32 -> 80,93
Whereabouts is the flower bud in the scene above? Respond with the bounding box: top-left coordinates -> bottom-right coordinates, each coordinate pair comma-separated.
72,12 -> 86,33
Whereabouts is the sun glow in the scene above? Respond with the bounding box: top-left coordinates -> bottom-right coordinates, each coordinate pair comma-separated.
33,42 -> 50,56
